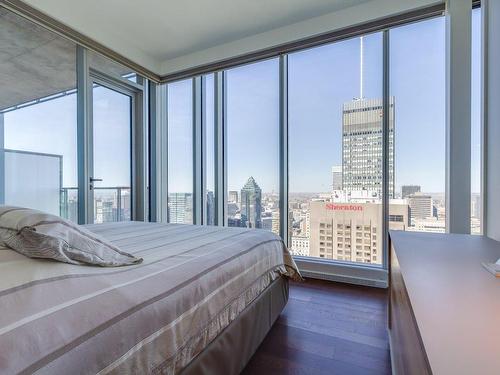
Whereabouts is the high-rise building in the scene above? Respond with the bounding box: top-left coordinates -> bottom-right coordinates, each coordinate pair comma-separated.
228,190 -> 239,203
121,190 -> 131,221
342,97 -> 395,198
240,177 -> 262,229
309,201 -> 408,264
290,236 -> 310,256
271,211 -> 280,235
407,193 -> 433,220
102,200 -> 115,223
408,217 -> 446,233
402,185 -> 421,199
332,165 -> 342,191
168,193 -> 193,224
261,216 -> 273,231
206,191 -> 215,225
227,202 -> 239,218
299,211 -> 310,237
471,193 -> 481,219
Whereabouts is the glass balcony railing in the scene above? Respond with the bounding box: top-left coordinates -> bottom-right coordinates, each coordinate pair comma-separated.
60,187 -> 131,223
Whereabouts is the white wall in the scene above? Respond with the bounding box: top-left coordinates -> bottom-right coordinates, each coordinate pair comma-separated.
445,0 -> 471,234
484,0 -> 500,240
160,0 -> 443,75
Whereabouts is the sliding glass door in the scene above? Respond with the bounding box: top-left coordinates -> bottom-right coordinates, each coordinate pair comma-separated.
90,82 -> 133,223
86,66 -> 145,224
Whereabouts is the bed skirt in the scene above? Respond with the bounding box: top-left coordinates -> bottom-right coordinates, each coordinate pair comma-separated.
180,276 -> 289,375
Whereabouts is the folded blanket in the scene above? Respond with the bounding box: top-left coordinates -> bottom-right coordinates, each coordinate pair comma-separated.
0,206 -> 142,266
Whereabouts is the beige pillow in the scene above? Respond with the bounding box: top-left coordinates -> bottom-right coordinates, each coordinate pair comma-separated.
0,206 -> 142,266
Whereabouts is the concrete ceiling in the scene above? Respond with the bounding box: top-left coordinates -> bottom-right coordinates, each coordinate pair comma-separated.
0,8 -> 133,111
0,7 -> 75,110
21,0 -> 374,74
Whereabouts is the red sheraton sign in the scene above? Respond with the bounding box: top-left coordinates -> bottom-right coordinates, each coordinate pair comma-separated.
326,204 -> 363,211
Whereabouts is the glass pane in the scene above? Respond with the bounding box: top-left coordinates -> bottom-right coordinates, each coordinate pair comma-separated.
205,74 -> 215,225
167,79 -> 193,224
471,8 -> 481,234
92,85 -> 132,223
225,59 -> 280,233
288,33 -> 384,265
0,8 -> 78,221
390,17 -> 446,233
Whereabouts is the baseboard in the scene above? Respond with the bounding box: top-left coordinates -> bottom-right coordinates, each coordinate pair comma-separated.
388,329 -> 396,375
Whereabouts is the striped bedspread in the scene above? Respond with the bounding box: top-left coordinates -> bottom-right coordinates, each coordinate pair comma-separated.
0,221 -> 300,375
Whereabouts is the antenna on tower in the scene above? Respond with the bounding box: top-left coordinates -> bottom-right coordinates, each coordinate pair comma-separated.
359,36 -> 364,100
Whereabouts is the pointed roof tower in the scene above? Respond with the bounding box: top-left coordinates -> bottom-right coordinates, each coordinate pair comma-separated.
241,176 -> 261,192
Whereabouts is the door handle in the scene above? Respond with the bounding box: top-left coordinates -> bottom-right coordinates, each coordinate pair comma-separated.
89,177 -> 103,190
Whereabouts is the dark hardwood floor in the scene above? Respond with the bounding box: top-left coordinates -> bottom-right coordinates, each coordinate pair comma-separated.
242,279 -> 391,375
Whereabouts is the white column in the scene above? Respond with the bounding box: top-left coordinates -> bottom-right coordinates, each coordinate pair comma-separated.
445,0 -> 472,234
279,55 -> 289,244
158,84 -> 169,222
192,77 -> 203,225
76,46 -> 90,224
484,0 -> 500,240
214,72 -> 227,226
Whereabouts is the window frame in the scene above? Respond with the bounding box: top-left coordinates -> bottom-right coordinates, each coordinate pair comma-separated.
76,47 -> 148,224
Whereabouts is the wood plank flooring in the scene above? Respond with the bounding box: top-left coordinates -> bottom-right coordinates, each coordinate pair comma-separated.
242,279 -> 391,375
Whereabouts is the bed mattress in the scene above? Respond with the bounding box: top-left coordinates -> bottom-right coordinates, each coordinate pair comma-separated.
0,221 -> 300,374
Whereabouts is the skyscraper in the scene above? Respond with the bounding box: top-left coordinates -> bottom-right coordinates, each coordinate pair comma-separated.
240,176 -> 262,229
407,193 -> 433,220
168,193 -> 193,224
309,201 -> 408,264
206,191 -> 215,225
402,185 -> 421,199
342,97 -> 395,198
228,190 -> 239,203
332,165 -> 342,190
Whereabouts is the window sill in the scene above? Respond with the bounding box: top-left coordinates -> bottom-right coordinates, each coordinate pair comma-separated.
293,256 -> 388,288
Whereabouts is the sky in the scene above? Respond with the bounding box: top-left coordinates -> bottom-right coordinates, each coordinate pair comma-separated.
4,86 -> 132,188
4,9 -> 482,198
168,10 -> 481,195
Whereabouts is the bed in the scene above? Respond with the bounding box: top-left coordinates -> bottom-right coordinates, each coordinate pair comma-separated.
0,221 -> 300,375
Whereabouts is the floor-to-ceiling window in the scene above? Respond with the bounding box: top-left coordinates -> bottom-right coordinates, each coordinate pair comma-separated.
160,8 -> 480,272
389,17 -> 446,234
87,52 -> 142,224
167,79 -> 193,224
288,33 -> 384,265
225,59 -> 280,233
471,7 -> 481,234
0,9 -> 78,221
